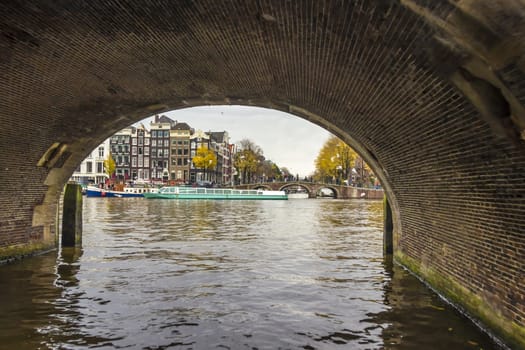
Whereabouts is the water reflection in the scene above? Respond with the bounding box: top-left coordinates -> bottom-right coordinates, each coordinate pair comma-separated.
0,198 -> 503,349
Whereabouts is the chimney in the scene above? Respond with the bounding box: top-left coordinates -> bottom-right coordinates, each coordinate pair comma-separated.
154,114 -> 159,123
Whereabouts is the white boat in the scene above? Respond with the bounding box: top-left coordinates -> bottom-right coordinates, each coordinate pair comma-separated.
144,186 -> 288,200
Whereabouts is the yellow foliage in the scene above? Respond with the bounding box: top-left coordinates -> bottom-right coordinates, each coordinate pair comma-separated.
103,152 -> 116,178
192,146 -> 217,170
314,136 -> 357,182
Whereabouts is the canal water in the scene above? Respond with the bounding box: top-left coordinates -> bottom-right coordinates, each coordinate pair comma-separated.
0,198 -> 503,349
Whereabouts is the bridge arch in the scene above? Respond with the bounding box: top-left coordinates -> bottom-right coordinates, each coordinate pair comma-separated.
278,183 -> 315,196
252,184 -> 273,191
1,1 -> 524,347
315,186 -> 340,199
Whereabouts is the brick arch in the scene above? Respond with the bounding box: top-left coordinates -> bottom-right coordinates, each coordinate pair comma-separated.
1,1 -> 524,347
252,184 -> 273,191
314,186 -> 340,199
278,183 -> 314,195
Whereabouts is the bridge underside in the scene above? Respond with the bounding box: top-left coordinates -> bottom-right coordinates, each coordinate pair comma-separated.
1,1 -> 524,347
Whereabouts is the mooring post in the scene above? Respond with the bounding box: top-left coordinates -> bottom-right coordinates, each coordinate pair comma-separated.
383,195 -> 393,255
62,183 -> 82,247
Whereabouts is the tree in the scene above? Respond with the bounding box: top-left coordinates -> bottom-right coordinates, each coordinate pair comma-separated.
233,139 -> 264,184
314,136 -> 357,184
192,146 -> 217,182
103,152 -> 116,179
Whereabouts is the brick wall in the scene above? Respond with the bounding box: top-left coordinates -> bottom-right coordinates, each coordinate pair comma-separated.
0,1 -> 524,347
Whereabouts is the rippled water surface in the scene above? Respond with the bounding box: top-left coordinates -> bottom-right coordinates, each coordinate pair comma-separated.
0,198 -> 502,349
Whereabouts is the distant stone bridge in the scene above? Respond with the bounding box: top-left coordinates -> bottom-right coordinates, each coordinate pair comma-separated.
235,181 -> 384,199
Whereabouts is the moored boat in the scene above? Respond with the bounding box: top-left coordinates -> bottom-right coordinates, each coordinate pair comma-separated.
86,185 -> 158,198
144,186 -> 287,200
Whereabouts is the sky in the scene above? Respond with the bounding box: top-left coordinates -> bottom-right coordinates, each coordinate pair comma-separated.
137,105 -> 332,177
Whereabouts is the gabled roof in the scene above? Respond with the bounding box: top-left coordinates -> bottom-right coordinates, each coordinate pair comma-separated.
209,131 -> 228,143
158,115 -> 176,124
173,122 -> 191,130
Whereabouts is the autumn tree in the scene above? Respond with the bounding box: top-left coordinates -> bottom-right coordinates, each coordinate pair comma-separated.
192,146 -> 217,182
314,136 -> 357,184
234,139 -> 264,184
103,152 -> 116,179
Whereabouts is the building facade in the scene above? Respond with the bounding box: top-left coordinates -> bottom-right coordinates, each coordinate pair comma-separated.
72,115 -> 236,187
130,124 -> 150,182
150,115 -> 175,182
169,122 -> 192,183
209,131 -> 234,186
189,130 -> 211,184
110,127 -> 132,181
71,138 -> 111,185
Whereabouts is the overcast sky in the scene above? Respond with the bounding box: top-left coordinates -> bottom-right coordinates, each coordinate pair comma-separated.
138,106 -> 332,177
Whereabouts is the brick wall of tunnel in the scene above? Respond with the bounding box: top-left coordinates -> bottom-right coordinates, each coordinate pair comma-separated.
1,1 -> 524,347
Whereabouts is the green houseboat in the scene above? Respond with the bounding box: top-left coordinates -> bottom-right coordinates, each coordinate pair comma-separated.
143,186 -> 288,200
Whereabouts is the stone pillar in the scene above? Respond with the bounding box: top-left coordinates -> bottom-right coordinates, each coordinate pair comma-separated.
383,195 -> 393,255
61,183 -> 82,247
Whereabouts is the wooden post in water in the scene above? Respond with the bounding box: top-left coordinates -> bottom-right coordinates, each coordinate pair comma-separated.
62,183 -> 82,247
383,195 -> 393,255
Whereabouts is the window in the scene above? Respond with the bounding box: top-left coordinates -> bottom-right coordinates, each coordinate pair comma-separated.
177,158 -> 182,166
171,159 -> 177,165
178,140 -> 183,145
144,138 -> 150,145
98,147 -> 104,158
124,156 -> 129,165
144,158 -> 149,168
144,169 -> 149,180
164,131 -> 169,137
132,157 -> 137,167
164,139 -> 169,147
132,138 -> 137,145
138,157 -> 143,167
183,149 -> 188,155
144,147 -> 149,156
172,140 -> 177,145
177,148 -> 182,155
184,158 -> 189,165
132,146 -> 137,155
86,162 -> 92,173
152,139 -> 157,147
117,156 -> 122,164
152,130 -> 157,137
152,149 -> 157,157
138,147 -> 143,155
138,138 -> 143,146
158,149 -> 163,157
124,145 -> 129,153
97,162 -> 103,173
164,148 -> 169,156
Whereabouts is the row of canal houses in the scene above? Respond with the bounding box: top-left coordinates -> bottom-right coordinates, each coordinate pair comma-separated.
71,115 -> 236,186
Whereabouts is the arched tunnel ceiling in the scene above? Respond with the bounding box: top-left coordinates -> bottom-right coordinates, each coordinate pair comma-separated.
1,0 -> 525,348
